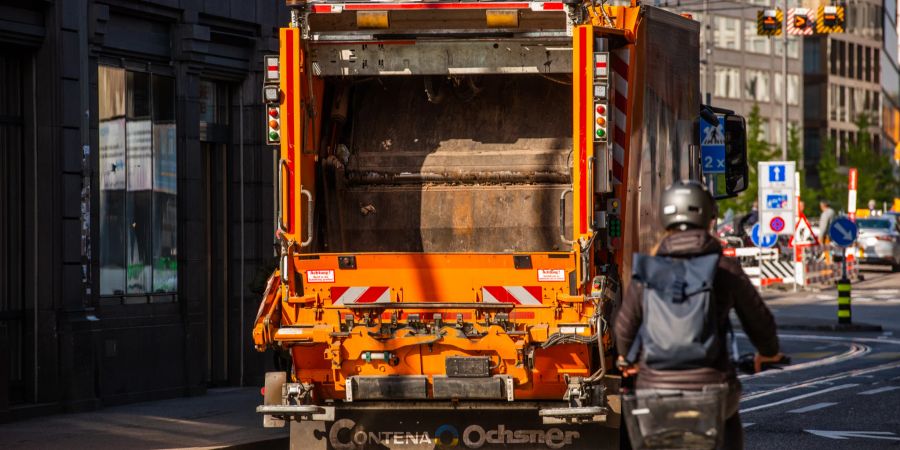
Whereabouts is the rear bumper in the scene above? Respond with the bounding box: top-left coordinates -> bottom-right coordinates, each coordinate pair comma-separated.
859,256 -> 895,265
859,242 -> 896,262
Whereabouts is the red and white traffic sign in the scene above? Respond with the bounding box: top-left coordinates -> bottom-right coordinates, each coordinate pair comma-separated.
770,216 -> 786,233
789,213 -> 819,247
848,167 -> 858,220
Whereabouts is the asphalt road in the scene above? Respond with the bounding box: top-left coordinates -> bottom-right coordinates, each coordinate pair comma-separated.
737,267 -> 900,449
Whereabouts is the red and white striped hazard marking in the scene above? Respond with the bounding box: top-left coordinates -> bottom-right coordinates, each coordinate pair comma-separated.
482,286 -> 543,305
331,287 -> 391,305
787,8 -> 815,36
610,47 -> 630,184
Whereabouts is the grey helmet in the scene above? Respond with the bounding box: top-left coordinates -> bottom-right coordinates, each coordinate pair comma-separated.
660,180 -> 717,230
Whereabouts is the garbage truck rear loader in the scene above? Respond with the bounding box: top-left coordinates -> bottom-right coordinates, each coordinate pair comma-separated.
252,1 -> 749,449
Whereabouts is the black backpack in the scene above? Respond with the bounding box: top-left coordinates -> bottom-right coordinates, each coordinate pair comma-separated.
630,253 -> 722,370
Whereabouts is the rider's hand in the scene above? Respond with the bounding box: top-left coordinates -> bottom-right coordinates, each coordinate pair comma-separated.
753,352 -> 785,373
617,356 -> 639,377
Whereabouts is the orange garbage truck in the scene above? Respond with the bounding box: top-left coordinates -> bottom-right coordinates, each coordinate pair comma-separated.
252,1 -> 749,448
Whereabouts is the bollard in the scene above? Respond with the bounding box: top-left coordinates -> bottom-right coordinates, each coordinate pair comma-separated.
837,276 -> 852,324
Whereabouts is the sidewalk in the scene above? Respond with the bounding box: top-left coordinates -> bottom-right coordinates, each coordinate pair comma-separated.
0,388 -> 287,450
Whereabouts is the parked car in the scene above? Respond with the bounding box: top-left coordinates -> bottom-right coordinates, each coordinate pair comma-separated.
857,218 -> 900,271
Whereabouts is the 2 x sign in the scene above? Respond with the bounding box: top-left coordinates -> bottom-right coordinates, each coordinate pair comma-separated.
700,117 -> 726,174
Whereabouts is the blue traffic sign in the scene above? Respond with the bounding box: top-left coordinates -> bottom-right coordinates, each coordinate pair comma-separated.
765,194 -> 789,209
751,223 -> 778,248
700,117 -> 726,174
769,164 -> 786,182
829,217 -> 858,247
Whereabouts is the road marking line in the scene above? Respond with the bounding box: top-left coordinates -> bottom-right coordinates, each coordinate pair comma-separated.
791,352 -> 838,359
742,422 -> 755,428
737,333 -> 900,403
864,352 -> 900,359
742,359 -> 900,402
741,384 -> 858,414
754,332 -> 900,347
787,402 -> 837,413
805,430 -> 900,441
739,341 -> 870,381
857,386 -> 900,395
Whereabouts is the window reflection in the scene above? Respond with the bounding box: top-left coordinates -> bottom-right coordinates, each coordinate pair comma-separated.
99,66 -> 127,295
99,65 -> 177,296
714,16 -> 740,50
745,69 -> 770,102
744,20 -> 770,55
714,66 -> 741,99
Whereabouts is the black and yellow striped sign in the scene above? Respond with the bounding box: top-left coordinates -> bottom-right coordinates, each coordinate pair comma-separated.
757,9 -> 783,36
816,5 -> 845,33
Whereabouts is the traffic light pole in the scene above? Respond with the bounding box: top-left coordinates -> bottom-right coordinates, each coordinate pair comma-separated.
781,0 -> 788,160
703,0 -> 712,105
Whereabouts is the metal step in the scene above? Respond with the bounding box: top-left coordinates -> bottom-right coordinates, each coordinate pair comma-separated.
539,406 -> 609,424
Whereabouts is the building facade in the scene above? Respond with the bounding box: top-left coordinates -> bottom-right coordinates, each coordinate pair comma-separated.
803,0 -> 896,185
692,0 -> 805,151
0,0 -> 287,420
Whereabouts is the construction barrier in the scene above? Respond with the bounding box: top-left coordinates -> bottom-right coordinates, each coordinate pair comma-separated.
731,243 -> 860,289
796,245 -> 859,286
729,247 -> 794,287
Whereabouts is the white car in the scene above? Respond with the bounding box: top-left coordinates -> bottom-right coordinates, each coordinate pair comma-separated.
857,218 -> 900,271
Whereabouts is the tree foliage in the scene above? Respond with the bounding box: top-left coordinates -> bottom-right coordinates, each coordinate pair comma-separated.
814,137 -> 844,210
715,108 -> 899,219
786,122 -> 817,214
843,113 -> 900,209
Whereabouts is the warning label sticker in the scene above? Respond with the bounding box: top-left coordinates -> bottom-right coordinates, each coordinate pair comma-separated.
306,270 -> 335,283
538,269 -> 566,282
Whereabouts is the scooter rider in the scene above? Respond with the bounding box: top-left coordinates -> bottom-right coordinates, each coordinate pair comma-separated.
614,180 -> 782,449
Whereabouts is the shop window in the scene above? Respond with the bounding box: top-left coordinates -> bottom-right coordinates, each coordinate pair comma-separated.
99,65 -> 177,296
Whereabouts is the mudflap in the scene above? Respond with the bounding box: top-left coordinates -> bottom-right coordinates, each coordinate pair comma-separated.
288,403 -> 619,450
